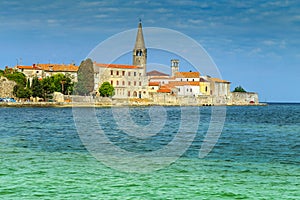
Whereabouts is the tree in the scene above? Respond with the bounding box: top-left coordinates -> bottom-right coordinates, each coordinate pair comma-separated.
233,86 -> 246,93
41,73 -> 74,98
4,71 -> 26,86
75,58 -> 94,95
13,85 -> 32,99
99,82 -> 114,97
31,77 -> 43,98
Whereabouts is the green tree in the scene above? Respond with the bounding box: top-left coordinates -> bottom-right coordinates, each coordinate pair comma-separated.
99,82 -> 114,97
75,58 -> 94,95
41,73 -> 74,98
31,77 -> 43,98
233,86 -> 246,93
41,76 -> 55,99
4,71 -> 26,86
13,85 -> 32,99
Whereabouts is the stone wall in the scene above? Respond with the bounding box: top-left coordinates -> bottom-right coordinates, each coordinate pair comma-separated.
0,76 -> 16,98
229,92 -> 259,105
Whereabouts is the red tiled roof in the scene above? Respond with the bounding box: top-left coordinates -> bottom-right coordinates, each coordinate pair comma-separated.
175,72 -> 200,78
17,65 -> 41,70
37,64 -> 78,72
149,82 -> 160,86
157,88 -> 171,93
95,63 -> 141,69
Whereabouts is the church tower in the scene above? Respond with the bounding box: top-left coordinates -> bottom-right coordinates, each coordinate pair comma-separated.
133,21 -> 147,75
171,59 -> 179,77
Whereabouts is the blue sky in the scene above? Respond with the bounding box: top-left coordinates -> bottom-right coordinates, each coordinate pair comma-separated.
0,0 -> 299,102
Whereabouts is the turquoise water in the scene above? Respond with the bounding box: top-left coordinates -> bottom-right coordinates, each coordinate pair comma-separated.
0,104 -> 299,199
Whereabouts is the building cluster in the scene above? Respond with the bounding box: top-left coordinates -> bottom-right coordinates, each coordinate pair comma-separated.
15,63 -> 78,82
11,22 -> 232,102
93,21 -> 231,100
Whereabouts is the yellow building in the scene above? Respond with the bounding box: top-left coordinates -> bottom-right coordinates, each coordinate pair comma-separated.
200,80 -> 211,95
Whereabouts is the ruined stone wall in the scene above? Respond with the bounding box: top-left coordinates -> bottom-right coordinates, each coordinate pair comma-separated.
0,76 -> 16,98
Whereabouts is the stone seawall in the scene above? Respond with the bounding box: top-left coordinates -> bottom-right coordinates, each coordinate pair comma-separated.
1,92 -> 265,107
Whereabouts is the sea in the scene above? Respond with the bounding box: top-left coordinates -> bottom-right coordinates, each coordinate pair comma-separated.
0,103 -> 299,199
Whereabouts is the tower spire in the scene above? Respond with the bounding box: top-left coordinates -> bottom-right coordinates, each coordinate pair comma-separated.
133,20 -> 147,75
134,20 -> 145,49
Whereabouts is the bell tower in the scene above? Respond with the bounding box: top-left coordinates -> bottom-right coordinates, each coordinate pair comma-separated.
133,20 -> 147,75
171,59 -> 179,77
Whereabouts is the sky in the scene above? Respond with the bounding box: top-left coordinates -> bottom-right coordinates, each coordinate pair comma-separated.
0,0 -> 299,102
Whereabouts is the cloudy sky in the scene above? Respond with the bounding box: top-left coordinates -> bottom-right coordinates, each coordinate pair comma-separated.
1,0 -> 299,102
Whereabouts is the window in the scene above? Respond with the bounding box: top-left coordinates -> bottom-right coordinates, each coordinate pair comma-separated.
128,72 -> 131,76
128,91 -> 130,97
128,81 -> 131,86
192,79 -> 194,81
205,86 -> 208,92
122,71 -> 125,76
134,72 -> 136,76
111,80 -> 113,85
134,81 -> 136,86
116,71 -> 119,76
116,81 -> 119,85
111,70 -> 113,75
139,82 -> 141,86
190,88 -> 192,92
152,87 -> 154,89
122,81 -> 125,86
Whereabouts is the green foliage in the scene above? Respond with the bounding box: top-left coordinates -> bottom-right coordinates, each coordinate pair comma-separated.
75,58 -> 94,95
233,86 -> 246,93
0,69 -> 4,77
4,71 -> 26,86
99,82 -> 114,97
13,85 -> 32,99
41,73 -> 74,98
31,77 -> 43,98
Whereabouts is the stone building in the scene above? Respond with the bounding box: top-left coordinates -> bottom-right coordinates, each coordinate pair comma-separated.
94,63 -> 148,98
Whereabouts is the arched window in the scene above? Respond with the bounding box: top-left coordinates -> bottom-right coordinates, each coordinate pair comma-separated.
133,91 -> 137,97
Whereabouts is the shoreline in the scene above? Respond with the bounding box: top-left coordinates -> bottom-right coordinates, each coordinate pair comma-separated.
0,101 -> 267,108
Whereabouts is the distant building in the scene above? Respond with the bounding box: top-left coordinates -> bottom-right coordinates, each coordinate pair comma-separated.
16,63 -> 78,82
